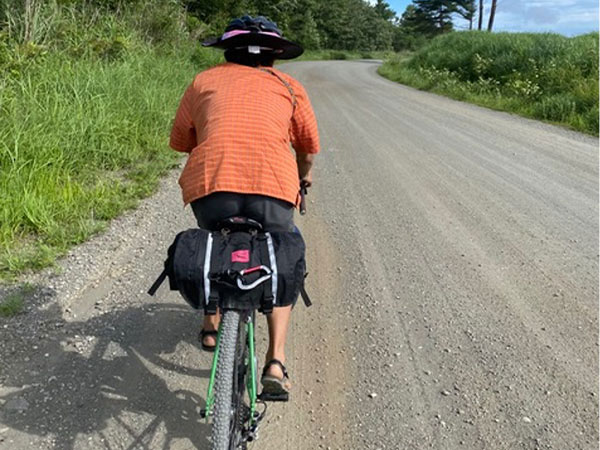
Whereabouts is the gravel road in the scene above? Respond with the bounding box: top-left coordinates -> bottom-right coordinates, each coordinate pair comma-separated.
0,60 -> 598,450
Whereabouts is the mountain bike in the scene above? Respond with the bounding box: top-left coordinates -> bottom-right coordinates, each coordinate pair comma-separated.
200,185 -> 309,450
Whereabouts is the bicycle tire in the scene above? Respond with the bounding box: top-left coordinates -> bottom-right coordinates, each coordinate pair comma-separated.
211,310 -> 248,450
231,313 -> 250,450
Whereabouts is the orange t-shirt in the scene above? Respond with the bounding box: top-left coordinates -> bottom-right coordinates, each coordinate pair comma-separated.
170,62 -> 320,206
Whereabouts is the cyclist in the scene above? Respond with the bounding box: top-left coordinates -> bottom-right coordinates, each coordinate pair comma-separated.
169,16 -> 320,396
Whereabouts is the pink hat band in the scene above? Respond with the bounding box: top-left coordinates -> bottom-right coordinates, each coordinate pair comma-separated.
221,29 -> 281,40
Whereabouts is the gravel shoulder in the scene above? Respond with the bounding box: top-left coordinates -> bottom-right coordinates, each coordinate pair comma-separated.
0,167 -> 352,450
0,60 -> 598,450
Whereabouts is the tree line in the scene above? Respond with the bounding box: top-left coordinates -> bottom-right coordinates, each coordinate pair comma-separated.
184,0 -> 500,52
2,0 -> 500,52
395,0 -> 498,49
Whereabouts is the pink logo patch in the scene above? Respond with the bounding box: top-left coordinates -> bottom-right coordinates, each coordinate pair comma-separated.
231,250 -> 250,263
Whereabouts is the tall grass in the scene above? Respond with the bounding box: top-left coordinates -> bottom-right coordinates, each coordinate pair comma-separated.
379,31 -> 599,135
0,2 -> 221,278
1,0 -> 392,278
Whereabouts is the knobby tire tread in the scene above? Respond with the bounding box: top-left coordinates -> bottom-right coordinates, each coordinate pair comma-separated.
211,310 -> 241,450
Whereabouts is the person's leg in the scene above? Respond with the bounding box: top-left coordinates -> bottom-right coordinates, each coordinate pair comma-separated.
245,195 -> 296,386
190,192 -> 241,230
264,305 -> 293,385
245,195 -> 295,232
191,192 -> 297,366
191,193 -> 244,348
200,312 -> 220,347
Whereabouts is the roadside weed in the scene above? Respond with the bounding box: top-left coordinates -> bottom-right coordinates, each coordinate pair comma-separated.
0,39 -> 207,279
0,292 -> 25,317
379,32 -> 599,135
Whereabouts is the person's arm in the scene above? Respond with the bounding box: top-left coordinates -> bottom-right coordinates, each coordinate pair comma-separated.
169,83 -> 197,153
289,81 -> 320,186
296,153 -> 315,187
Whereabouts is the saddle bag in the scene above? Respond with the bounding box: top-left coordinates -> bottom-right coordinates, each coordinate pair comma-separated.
148,228 -> 311,314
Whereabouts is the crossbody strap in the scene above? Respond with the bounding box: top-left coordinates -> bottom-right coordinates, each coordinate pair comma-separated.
258,68 -> 298,114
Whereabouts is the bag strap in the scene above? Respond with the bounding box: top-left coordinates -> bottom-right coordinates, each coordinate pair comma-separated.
206,290 -> 219,315
300,286 -> 311,307
205,232 -> 219,315
259,237 -> 274,314
258,68 -> 297,114
148,269 -> 167,296
300,273 -> 312,307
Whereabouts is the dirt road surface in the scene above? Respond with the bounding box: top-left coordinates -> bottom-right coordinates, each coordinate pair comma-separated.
1,61 -> 597,450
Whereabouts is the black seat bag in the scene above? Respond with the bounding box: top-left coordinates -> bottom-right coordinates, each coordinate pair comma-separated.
148,228 -> 309,314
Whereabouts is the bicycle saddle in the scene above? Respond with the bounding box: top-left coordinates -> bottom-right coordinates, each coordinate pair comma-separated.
216,216 -> 263,233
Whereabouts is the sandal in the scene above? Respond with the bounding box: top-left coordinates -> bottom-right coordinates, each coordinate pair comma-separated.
198,329 -> 218,352
260,359 -> 291,402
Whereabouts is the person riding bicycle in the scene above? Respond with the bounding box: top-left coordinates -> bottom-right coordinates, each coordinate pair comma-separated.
169,16 -> 320,396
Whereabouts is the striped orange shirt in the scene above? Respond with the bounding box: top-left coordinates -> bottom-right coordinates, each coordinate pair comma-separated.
170,62 -> 320,206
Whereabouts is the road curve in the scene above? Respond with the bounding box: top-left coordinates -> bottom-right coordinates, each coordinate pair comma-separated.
0,60 -> 597,450
283,60 -> 599,450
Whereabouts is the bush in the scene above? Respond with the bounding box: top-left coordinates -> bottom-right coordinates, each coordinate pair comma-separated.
329,50 -> 349,60
533,93 -> 578,122
0,0 -> 212,277
190,46 -> 223,67
380,31 -> 599,135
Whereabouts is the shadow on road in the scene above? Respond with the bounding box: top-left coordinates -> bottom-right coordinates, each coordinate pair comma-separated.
0,290 -> 211,449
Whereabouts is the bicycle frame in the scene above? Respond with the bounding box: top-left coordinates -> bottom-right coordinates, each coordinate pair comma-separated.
204,311 -> 259,427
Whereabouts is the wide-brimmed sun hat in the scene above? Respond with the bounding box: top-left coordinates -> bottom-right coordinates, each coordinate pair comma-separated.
202,15 -> 304,60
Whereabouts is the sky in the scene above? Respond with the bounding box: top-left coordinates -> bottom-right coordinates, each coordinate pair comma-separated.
384,0 -> 599,36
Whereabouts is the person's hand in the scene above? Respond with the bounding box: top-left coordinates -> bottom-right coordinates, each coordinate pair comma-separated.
300,171 -> 313,188
296,153 -> 314,188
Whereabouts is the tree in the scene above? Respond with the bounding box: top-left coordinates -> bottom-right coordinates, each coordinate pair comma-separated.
289,9 -> 321,49
478,0 -> 483,30
183,0 -> 398,51
412,0 -> 455,34
487,0 -> 496,31
374,0 -> 396,21
393,5 -> 428,51
285,0 -> 321,48
456,0 -> 476,30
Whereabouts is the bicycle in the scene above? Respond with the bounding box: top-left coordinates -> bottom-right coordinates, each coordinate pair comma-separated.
200,185 -> 309,450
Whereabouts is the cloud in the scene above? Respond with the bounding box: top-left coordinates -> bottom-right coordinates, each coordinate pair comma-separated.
491,0 -> 598,35
527,6 -> 560,24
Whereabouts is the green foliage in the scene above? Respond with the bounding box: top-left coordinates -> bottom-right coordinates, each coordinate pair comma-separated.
0,48 -> 204,277
183,0 -> 397,52
190,44 -> 224,67
412,0 -> 456,34
132,0 -> 188,45
0,291 -> 24,317
288,9 -> 321,50
87,36 -> 130,60
374,0 -> 396,21
393,1 -> 478,50
379,31 -> 599,135
0,1 -> 214,278
455,0 -> 476,29
1,0 -> 399,278
393,10 -> 429,52
295,49 -> 392,61
1,0 -> 189,51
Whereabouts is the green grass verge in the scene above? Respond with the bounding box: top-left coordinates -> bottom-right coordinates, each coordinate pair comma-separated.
0,45 -> 221,279
378,32 -> 599,135
0,39 -> 387,279
0,0 -> 395,280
